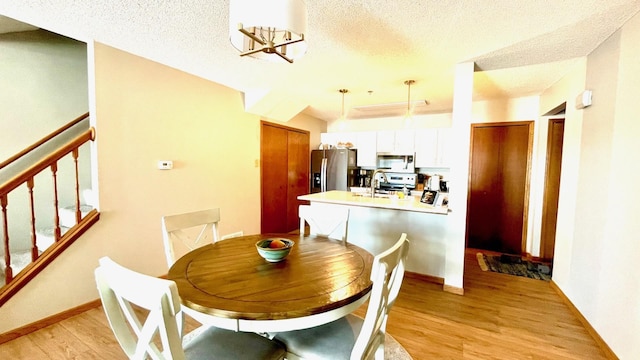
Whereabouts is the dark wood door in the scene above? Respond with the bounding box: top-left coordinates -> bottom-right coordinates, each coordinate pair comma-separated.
467,122 -> 532,255
540,119 -> 565,260
260,122 -> 310,233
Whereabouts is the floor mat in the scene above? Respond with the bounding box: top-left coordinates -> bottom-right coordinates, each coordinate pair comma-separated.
476,253 -> 552,280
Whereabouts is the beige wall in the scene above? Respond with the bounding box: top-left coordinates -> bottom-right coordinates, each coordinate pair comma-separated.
270,113 -> 327,149
0,42 -> 325,333
0,30 -> 88,157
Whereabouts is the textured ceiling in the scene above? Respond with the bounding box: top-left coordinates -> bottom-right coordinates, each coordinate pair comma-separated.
1,1 -> 639,122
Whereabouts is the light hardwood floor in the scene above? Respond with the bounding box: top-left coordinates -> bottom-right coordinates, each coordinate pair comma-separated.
0,249 -> 608,359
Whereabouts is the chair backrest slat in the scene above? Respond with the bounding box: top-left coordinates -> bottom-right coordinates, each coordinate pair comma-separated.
352,233 -> 409,359
95,257 -> 186,360
299,205 -> 349,243
161,208 -> 221,267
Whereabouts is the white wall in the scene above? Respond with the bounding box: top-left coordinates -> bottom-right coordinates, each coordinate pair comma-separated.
542,12 -> 640,359
273,113 -> 327,149
327,112 -> 453,133
538,60 -> 587,286
471,96 -> 539,124
600,12 -> 640,356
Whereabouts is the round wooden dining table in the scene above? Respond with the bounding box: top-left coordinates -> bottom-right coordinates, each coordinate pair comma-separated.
167,233 -> 374,332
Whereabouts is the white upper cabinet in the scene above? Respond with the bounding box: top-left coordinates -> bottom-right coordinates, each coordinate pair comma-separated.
355,131 -> 377,167
414,128 -> 451,168
321,128 -> 451,168
395,130 -> 415,153
320,131 -> 377,167
436,127 -> 452,167
414,129 -> 438,167
320,132 -> 356,147
376,130 -> 415,153
319,132 -> 336,147
376,130 -> 395,152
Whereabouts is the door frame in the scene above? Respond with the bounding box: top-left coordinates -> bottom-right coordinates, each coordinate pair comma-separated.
539,118 -> 565,260
465,121 -> 535,254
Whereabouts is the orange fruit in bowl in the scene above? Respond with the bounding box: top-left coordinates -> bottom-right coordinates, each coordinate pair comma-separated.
269,239 -> 286,249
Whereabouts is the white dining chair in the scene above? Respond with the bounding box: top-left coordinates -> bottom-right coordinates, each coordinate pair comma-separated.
220,230 -> 244,240
299,205 -> 350,243
274,233 -> 410,360
161,208 -> 221,268
95,256 -> 286,360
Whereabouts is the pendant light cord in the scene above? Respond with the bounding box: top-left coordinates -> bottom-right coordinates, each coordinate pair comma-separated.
404,80 -> 415,116
339,89 -> 348,120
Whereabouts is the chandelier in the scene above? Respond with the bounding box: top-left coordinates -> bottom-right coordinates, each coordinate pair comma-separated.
229,0 -> 308,63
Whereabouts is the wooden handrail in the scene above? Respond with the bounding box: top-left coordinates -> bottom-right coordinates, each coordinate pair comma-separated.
0,112 -> 90,171
0,128 -> 95,196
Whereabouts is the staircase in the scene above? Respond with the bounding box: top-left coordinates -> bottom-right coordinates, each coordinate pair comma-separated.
0,113 -> 99,305
0,202 -> 93,287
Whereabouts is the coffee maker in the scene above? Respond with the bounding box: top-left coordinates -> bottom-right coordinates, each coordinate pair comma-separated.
427,175 -> 440,191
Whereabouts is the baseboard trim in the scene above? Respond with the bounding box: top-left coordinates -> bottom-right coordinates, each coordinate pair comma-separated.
0,298 -> 101,345
443,284 -> 464,295
549,280 -> 618,360
404,271 -> 464,295
405,271 -> 443,285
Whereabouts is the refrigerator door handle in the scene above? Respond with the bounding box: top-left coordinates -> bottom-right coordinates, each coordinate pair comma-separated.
321,158 -> 327,192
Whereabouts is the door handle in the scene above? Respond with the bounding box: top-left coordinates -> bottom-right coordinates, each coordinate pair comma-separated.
320,158 -> 324,192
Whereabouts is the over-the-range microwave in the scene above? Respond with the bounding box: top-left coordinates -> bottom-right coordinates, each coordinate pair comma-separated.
376,152 -> 415,173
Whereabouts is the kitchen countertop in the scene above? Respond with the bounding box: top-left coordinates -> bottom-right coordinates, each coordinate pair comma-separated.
298,190 -> 449,215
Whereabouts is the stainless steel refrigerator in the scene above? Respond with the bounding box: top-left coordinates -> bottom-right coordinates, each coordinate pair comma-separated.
311,149 -> 359,193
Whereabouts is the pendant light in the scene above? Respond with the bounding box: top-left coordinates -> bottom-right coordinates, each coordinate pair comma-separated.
404,80 -> 415,127
337,89 -> 349,131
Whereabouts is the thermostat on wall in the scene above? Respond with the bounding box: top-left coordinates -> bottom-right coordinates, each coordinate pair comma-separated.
157,160 -> 173,170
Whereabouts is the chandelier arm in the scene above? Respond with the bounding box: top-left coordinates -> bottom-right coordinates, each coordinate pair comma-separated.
274,51 -> 294,63
273,36 -> 305,49
239,47 -> 268,57
238,27 -> 266,45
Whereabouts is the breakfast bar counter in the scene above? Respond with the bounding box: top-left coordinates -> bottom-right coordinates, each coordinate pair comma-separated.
298,190 -> 449,215
298,190 -> 451,285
